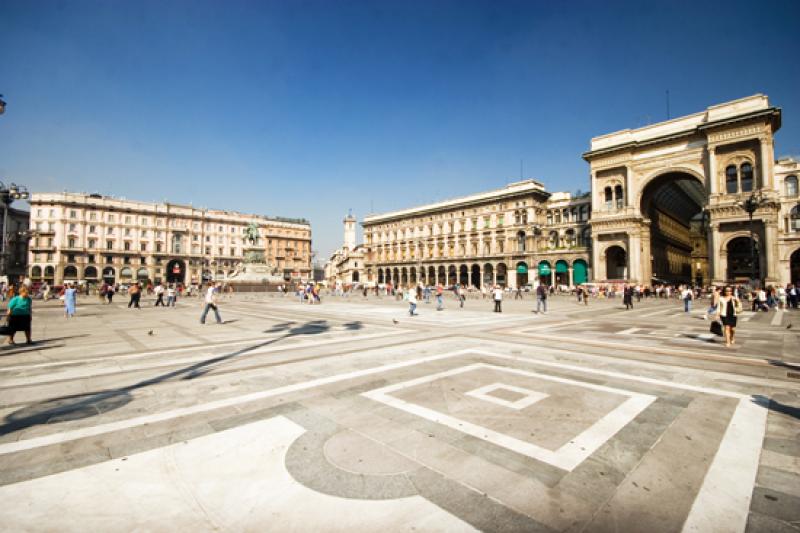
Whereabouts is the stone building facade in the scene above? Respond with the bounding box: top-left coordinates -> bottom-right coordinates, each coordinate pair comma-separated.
324,214 -> 366,285
28,192 -> 312,286
361,180 -> 591,288
584,94 -> 799,286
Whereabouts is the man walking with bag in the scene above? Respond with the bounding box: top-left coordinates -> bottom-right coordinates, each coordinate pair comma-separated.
535,283 -> 548,314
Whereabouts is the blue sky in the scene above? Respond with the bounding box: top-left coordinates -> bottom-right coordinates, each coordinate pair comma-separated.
2,0 -> 799,259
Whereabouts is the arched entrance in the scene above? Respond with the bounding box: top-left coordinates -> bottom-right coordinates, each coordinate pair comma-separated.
471,264 -> 481,288
459,265 -> 469,286
84,266 -> 98,280
447,265 -> 457,286
137,268 -> 149,283
496,263 -> 507,287
44,266 -> 55,283
377,269 -> 384,284
428,266 -> 436,285
516,262 -> 528,287
102,266 -> 115,284
63,265 -> 78,280
640,171 -> 707,283
353,271 -> 360,282
573,259 -> 588,285
30,266 -> 42,279
483,263 -> 494,286
606,246 -> 627,280
727,236 -> 759,282
791,248 -> 800,285
538,261 -> 551,286
555,260 -> 569,285
166,259 -> 186,284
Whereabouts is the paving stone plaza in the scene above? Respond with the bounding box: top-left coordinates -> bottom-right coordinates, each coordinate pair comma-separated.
0,292 -> 797,532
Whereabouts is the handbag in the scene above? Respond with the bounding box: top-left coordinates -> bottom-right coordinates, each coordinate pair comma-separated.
710,320 -> 723,337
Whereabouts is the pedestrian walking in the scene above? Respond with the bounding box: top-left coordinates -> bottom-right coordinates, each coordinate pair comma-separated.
424,285 -> 431,304
682,285 -> 694,313
64,282 -> 78,318
154,283 -> 166,307
407,284 -> 418,316
717,286 -> 742,347
436,283 -> 444,311
5,285 -> 33,345
166,284 -> 176,307
458,284 -> 466,308
535,283 -> 548,314
704,286 -> 720,320
106,283 -> 115,304
128,282 -> 141,309
493,285 -> 503,313
200,282 -> 223,324
623,285 -> 633,310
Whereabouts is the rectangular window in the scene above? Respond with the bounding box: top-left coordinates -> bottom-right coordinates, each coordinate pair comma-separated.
107,227 -> 114,234
124,228 -> 131,236
67,254 -> 76,263
68,238 -> 76,248
70,210 -> 77,218
89,225 -> 96,233
89,212 -> 97,221
156,243 -> 162,252
141,217 -> 148,225
125,216 -> 132,224
140,243 -> 147,251
69,223 -> 77,232
106,240 -> 113,250
108,214 -> 115,222
87,254 -> 95,263
124,242 -> 131,251
88,239 -> 96,248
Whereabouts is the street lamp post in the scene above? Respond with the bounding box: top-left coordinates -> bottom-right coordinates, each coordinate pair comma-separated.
1,182 -> 30,277
740,190 -> 767,288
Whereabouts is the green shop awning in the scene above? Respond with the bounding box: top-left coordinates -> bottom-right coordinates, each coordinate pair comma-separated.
538,262 -> 551,276
516,264 -> 528,274
555,261 -> 569,273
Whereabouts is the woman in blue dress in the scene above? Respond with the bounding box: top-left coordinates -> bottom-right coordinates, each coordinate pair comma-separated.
64,282 -> 77,318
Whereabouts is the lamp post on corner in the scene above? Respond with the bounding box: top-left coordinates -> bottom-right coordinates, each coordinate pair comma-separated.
739,190 -> 767,288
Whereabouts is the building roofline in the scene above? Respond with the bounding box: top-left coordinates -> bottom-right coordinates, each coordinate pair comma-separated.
30,191 -> 311,227
362,179 -> 550,225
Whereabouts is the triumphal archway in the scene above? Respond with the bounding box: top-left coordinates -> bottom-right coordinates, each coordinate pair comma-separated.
584,94 -> 784,286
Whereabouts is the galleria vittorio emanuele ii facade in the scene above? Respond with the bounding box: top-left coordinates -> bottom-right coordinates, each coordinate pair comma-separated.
355,94 -> 799,288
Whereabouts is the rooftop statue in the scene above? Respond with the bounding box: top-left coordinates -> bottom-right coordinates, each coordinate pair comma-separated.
245,222 -> 259,246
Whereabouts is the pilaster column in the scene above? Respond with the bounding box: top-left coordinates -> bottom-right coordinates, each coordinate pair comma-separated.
550,269 -> 555,287
591,236 -> 603,281
625,165 -> 634,207
707,146 -> 718,194
628,232 -> 642,283
709,223 -> 724,283
760,137 -> 774,189
765,221 -> 779,282
568,267 -> 574,287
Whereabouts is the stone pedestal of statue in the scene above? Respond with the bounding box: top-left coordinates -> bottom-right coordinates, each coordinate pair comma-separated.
226,246 -> 284,290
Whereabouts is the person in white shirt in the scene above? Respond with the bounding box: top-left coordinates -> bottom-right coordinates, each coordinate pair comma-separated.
166,284 -> 176,307
407,284 -> 418,316
200,282 -> 222,324
154,284 -> 166,307
492,285 -> 503,313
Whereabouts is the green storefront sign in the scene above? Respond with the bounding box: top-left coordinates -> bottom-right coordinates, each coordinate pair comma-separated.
538,263 -> 551,276
516,264 -> 528,274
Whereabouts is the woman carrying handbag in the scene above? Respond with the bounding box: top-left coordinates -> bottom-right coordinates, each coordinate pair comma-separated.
5,285 -> 33,345
717,286 -> 743,348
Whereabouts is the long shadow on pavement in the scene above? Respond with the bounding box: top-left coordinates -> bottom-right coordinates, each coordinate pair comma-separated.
0,320 -> 331,436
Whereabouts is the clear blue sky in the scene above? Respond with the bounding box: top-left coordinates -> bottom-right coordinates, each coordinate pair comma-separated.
2,0 -> 799,259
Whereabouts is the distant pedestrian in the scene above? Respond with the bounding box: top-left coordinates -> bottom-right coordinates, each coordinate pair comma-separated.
535,284 -> 548,314
64,282 -> 78,318
200,282 -> 223,324
5,285 -> 33,344
106,284 -> 115,304
154,284 -> 166,307
436,284 -> 444,311
128,282 -> 141,309
492,285 -> 503,313
682,285 -> 694,313
704,286 -> 720,320
407,284 -> 418,316
623,285 -> 633,310
458,285 -> 466,308
167,284 -> 176,307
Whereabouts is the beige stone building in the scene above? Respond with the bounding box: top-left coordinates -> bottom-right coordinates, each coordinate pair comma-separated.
584,94 -> 799,286
361,180 -> 591,288
28,192 -> 312,286
324,214 -> 366,285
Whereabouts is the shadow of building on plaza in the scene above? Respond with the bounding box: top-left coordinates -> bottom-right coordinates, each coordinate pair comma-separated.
751,394 -> 800,421
0,320 -> 332,437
